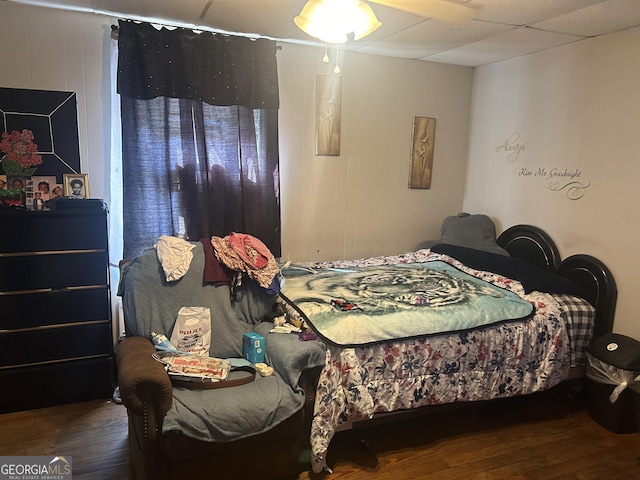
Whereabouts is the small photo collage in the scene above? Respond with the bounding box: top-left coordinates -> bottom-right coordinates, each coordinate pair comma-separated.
0,174 -> 63,210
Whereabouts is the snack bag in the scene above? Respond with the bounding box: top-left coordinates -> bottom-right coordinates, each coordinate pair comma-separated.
169,306 -> 211,356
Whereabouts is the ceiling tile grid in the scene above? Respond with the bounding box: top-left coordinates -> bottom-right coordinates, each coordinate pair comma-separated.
353,19 -> 515,59
422,26 -> 588,66
5,0 -> 640,66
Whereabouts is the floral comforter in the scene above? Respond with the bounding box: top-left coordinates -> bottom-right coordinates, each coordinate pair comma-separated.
300,249 -> 594,473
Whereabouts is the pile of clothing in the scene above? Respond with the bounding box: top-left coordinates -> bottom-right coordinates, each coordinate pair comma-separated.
154,232 -> 280,295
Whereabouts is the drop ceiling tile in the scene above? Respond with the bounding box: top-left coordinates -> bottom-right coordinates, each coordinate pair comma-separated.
533,0 -> 640,36
94,0 -> 207,26
28,0 -> 95,11
473,0 -> 604,25
352,18 -> 514,59
423,26 -> 587,66
203,0 -> 303,38
353,3 -> 429,42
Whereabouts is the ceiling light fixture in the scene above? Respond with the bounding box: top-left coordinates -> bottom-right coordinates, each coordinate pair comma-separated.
294,0 -> 381,72
294,0 -> 382,44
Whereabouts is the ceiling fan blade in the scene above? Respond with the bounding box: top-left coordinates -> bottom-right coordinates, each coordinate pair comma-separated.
369,0 -> 480,24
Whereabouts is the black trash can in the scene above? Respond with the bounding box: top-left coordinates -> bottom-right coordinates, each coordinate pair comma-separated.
585,333 -> 640,434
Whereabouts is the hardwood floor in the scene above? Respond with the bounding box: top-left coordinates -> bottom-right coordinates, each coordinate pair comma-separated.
300,387 -> 640,480
0,386 -> 638,479
0,398 -> 129,480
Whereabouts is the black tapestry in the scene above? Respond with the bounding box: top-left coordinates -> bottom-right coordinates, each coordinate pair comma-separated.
0,87 -> 81,183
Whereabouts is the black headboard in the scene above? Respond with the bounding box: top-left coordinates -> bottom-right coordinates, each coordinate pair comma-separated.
497,224 -> 561,271
497,224 -> 616,337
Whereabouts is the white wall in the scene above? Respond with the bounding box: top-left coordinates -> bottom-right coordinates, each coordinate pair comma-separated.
465,27 -> 640,339
277,44 -> 473,262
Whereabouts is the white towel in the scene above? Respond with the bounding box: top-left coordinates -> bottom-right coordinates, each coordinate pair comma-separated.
155,235 -> 195,282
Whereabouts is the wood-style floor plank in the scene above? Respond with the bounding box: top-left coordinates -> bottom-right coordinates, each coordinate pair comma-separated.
300,387 -> 640,479
0,386 -> 638,479
0,399 -> 129,480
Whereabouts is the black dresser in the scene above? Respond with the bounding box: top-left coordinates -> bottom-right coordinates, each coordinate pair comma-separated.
0,207 -> 114,413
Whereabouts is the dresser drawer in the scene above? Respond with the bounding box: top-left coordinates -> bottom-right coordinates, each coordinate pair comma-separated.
0,210 -> 107,253
0,322 -> 113,367
0,251 -> 108,291
0,357 -> 114,413
0,287 -> 110,330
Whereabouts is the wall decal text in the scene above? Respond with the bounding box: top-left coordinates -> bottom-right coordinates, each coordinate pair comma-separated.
496,132 -> 591,200
495,132 -> 526,163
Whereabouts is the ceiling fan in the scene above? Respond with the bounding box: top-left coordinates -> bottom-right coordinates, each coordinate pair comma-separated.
294,0 -> 481,72
294,0 -> 481,46
367,0 -> 481,24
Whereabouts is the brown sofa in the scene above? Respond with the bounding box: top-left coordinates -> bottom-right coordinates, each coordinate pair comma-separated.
116,244 -> 326,480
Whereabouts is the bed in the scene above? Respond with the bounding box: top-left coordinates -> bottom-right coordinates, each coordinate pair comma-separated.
278,222 -> 617,473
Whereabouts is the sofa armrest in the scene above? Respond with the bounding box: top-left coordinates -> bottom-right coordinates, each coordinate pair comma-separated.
255,322 -> 326,390
116,336 -> 173,419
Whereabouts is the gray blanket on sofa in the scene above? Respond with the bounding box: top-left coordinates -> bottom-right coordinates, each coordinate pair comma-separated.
119,243 -> 326,442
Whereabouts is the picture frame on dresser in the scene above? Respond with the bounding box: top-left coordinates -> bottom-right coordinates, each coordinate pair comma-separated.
63,173 -> 89,198
3,176 -> 28,207
32,175 -> 57,201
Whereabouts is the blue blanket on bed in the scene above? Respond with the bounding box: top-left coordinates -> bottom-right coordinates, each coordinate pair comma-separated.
280,261 -> 534,347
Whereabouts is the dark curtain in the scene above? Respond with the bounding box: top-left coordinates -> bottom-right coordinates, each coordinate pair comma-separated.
117,20 -> 281,258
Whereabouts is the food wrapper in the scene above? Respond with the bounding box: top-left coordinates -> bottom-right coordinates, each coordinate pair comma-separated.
152,351 -> 230,383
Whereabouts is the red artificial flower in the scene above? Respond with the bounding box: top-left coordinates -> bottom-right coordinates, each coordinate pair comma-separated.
0,129 -> 43,169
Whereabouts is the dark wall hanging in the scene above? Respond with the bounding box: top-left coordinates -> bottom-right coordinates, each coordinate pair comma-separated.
0,87 -> 81,184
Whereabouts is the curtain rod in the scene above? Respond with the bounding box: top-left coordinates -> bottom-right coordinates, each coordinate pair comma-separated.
110,22 -> 282,50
